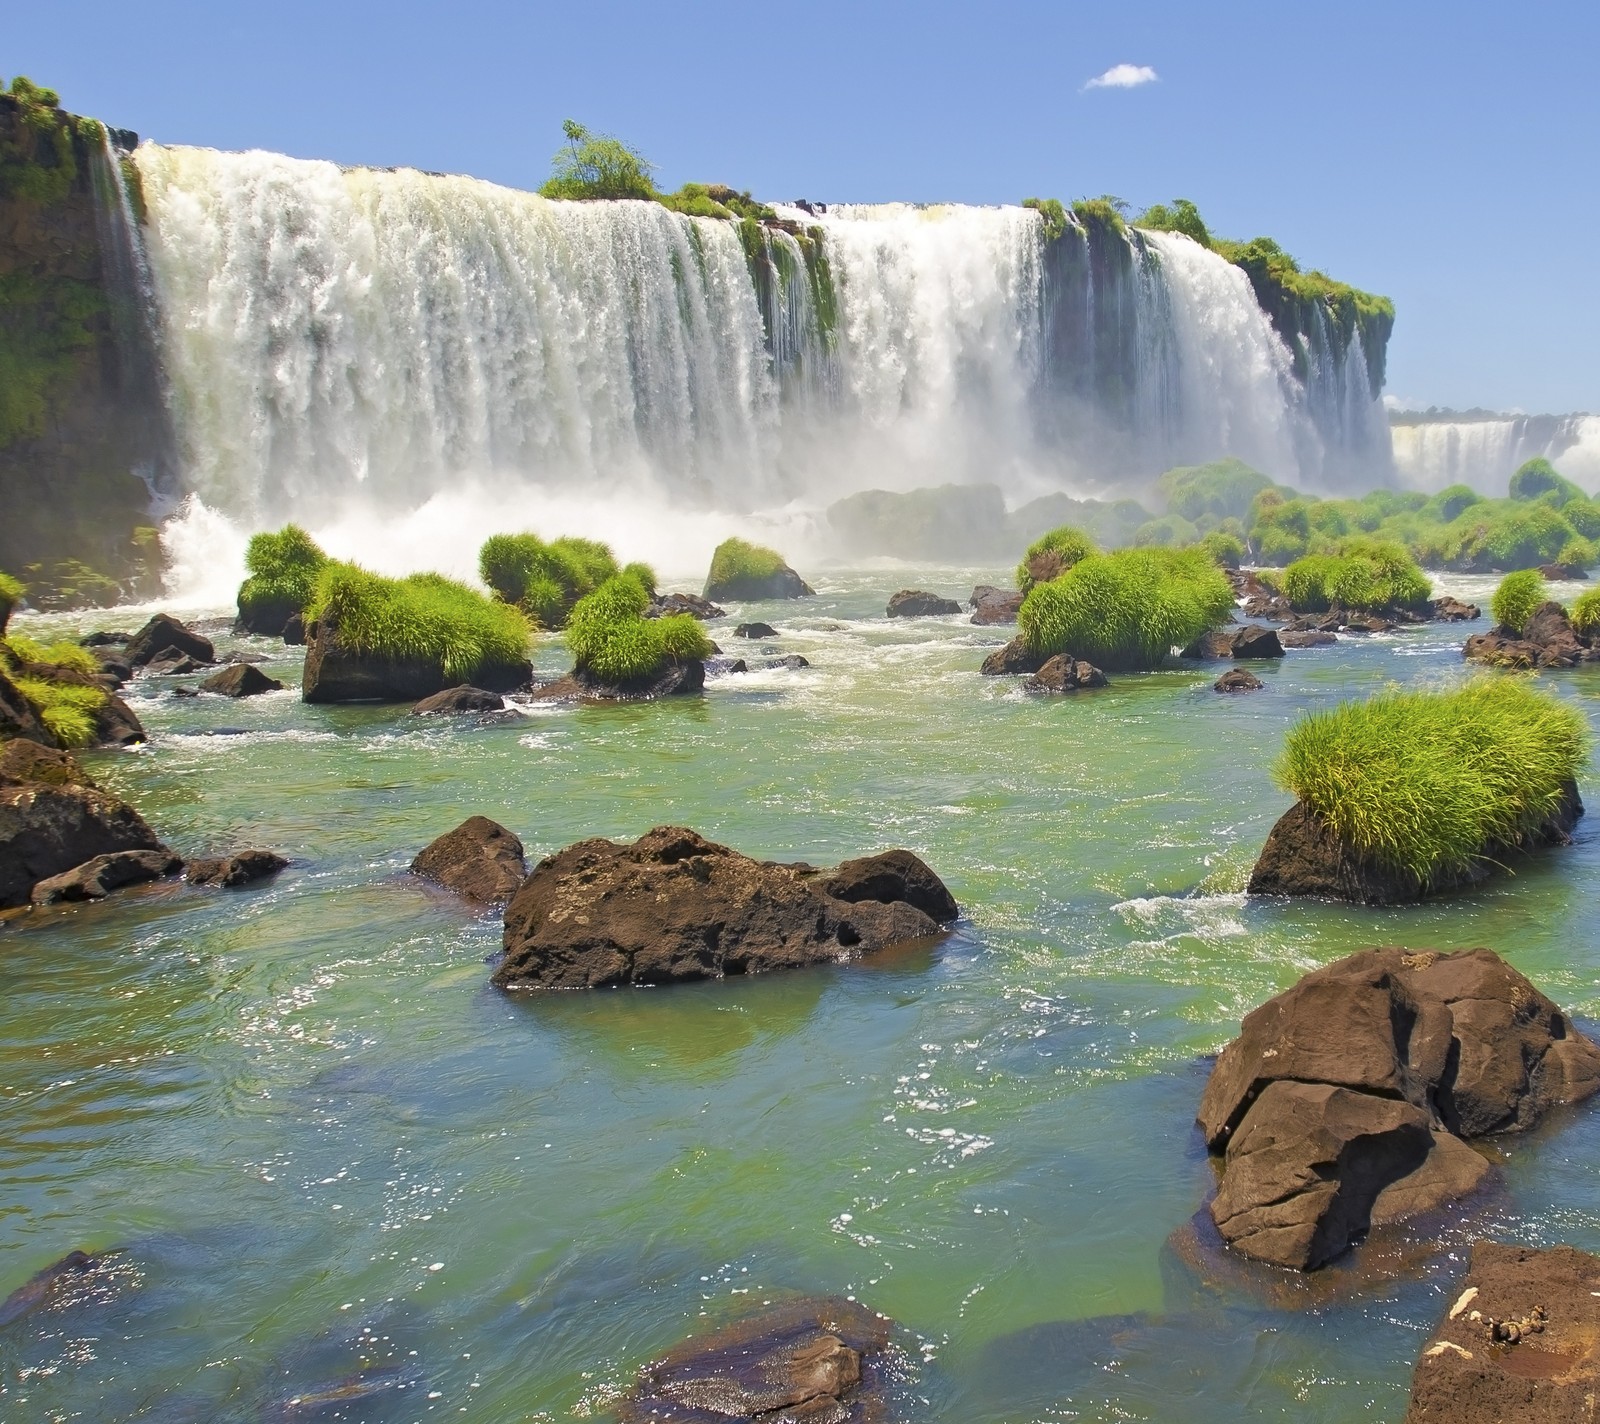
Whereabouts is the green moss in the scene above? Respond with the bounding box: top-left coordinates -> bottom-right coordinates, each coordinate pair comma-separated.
1022,197 -> 1068,242
0,270 -> 105,448
1157,458 -> 1275,523
706,537 -> 788,590
237,524 -> 328,623
1276,677 -> 1588,884
1016,525 -> 1096,592
1490,569 -> 1547,633
564,571 -> 712,683
1018,546 -> 1234,671
478,532 -> 620,630
1070,196 -> 1128,236
1282,540 -> 1431,613
1509,457 -> 1585,507
307,563 -> 531,682
19,558 -> 121,610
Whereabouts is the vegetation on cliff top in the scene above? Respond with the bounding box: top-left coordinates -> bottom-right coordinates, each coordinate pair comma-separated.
564,571 -> 712,684
1490,570 -> 1547,634
480,532 -> 622,630
307,564 -> 531,683
1276,677 -> 1588,883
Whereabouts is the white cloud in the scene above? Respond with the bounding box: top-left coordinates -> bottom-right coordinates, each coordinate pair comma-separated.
1084,63 -> 1159,91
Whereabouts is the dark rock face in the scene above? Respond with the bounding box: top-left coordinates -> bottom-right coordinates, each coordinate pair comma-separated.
1249,782 -> 1583,905
1539,562 -> 1587,581
1405,1242 -> 1600,1421
1024,655 -> 1108,693
495,826 -> 958,990
1431,596 -> 1480,622
0,782 -> 169,909
410,685 -> 506,715
186,850 -> 289,888
145,652 -> 208,676
760,655 -> 810,671
1465,601 -> 1600,669
705,656 -> 749,677
970,586 -> 1025,625
94,694 -> 147,747
1197,947 -> 1600,1270
235,594 -> 300,638
79,631 -> 131,647
282,613 -> 307,646
619,1298 -> 893,1424
1280,630 -> 1338,648
734,622 -> 779,639
1243,593 -> 1292,621
527,659 -> 706,704
649,592 -> 726,620
1215,668 -> 1264,692
0,741 -> 94,789
706,565 -> 815,603
886,589 -> 961,618
0,666 -> 51,746
980,636 -> 1048,676
301,617 -> 532,704
1183,626 -> 1284,660
31,848 -> 184,905
200,664 -> 284,698
412,817 -> 526,905
125,614 -> 216,669
96,653 -> 133,685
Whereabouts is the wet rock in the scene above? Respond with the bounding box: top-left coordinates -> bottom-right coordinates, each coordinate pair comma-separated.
1466,600 -> 1600,670
186,850 -> 289,888
886,589 -> 961,617
412,816 -> 526,905
1214,668 -> 1264,692
969,585 -> 1025,625
235,593 -> 301,638
125,613 -> 216,669
649,592 -> 726,620
224,650 -> 270,664
1249,781 -> 1583,904
1279,630 -> 1338,648
760,654 -> 810,670
1285,611 -> 1343,633
496,826 -> 958,989
31,847 -> 184,905
301,616 -> 532,704
200,664 -> 284,698
980,636 -> 1048,677
95,694 -> 147,747
0,741 -> 94,790
79,631 -> 130,648
705,562 -> 814,603
1243,593 -> 1292,620
1,781 -> 170,909
410,685 -> 506,715
704,656 -> 749,677
1197,947 -> 1600,1270
1431,596 -> 1481,622
1024,655 -> 1107,693
1404,1242 -> 1600,1421
1539,562 -> 1588,581
619,1298 -> 893,1424
96,653 -> 133,685
734,622 -> 779,639
145,651 -> 208,676
0,666 -> 51,746
282,613 -> 306,646
172,686 -> 199,698
1340,611 -> 1394,634
526,659 -> 706,704
0,1249 -> 117,1328
1230,625 -> 1285,659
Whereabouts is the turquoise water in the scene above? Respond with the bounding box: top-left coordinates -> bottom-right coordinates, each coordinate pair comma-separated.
4,569 -> 1600,1422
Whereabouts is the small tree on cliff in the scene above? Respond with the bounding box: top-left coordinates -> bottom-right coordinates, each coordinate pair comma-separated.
539,120 -> 657,201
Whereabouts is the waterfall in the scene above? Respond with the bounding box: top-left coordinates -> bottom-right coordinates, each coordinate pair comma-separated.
1389,413 -> 1600,495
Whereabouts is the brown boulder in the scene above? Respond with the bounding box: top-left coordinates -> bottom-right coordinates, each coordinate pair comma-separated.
1024,655 -> 1108,693
31,848 -> 184,905
0,666 -> 53,746
0,782 -> 169,909
125,613 -> 216,668
495,826 -> 958,990
186,850 -> 289,888
94,694 -> 147,747
620,1298 -> 892,1424
412,817 -> 526,905
1279,630 -> 1337,648
1539,562 -> 1587,581
0,741 -> 94,789
980,636 -> 1048,676
1243,593 -> 1292,620
649,592 -> 726,620
526,659 -> 705,704
1404,1242 -> 1600,1421
410,685 -> 506,715
1214,668 -> 1264,692
970,586 -> 1024,625
1431,596 -> 1481,622
1465,601 -> 1598,669
734,622 -> 779,638
200,663 -> 284,698
302,616 -> 532,704
886,589 -> 961,617
1229,625 -> 1285,659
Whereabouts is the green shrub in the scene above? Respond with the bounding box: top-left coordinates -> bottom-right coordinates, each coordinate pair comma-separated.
1490,569 -> 1547,633
1016,525 -> 1096,592
307,563 -> 531,682
1135,198 -> 1212,247
1276,677 -> 1588,884
1421,484 -> 1482,524
1018,547 -> 1234,671
1447,502 -> 1571,571
478,532 -> 620,629
1132,514 -> 1199,548
237,524 -> 327,623
1509,457 -> 1585,507
1561,499 -> 1600,540
565,572 -> 712,683
1281,540 -> 1430,613
1571,587 -> 1600,636
539,119 -> 656,201
13,674 -> 104,748
1200,530 -> 1247,567
1021,197 -> 1068,242
1558,536 -> 1597,572
705,537 -> 789,594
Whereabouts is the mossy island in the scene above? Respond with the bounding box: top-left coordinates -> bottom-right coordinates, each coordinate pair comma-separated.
479,531 -> 625,630
704,538 -> 814,602
235,525 -> 328,637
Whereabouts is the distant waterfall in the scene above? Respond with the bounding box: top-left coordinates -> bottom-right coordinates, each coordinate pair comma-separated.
1390,413 -> 1600,495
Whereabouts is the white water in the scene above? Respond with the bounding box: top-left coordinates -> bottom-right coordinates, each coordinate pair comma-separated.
133,145 -> 1396,597
1390,413 -> 1600,495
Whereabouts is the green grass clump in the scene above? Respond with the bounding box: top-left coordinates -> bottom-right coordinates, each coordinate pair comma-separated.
479,532 -> 621,629
1132,514 -> 1200,548
12,675 -> 105,748
1490,569 -> 1547,633
0,571 -> 23,631
1022,197 -> 1069,242
1281,540 -> 1431,613
4,633 -> 99,674
1276,677 -> 1588,884
705,537 -> 789,594
1016,526 -> 1096,592
1200,530 -> 1247,567
1571,587 -> 1600,636
1019,547 -> 1235,671
307,563 -> 531,683
1157,458 -> 1276,524
565,572 -> 712,684
237,524 -> 328,623
1509,457 -> 1585,507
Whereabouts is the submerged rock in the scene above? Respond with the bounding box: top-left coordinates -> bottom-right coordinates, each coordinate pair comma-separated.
619,1297 -> 894,1424
200,663 -> 284,698
0,1249 -> 118,1328
1249,782 -> 1583,905
1431,596 -> 1480,622
969,585 -> 1024,625
980,636 -> 1048,677
886,589 -> 961,617
1404,1242 -> 1600,1421
186,850 -> 289,888
31,848 -> 184,905
704,656 -> 749,677
301,617 -> 531,704
0,781 -> 170,909
1214,668 -> 1264,692
760,654 -> 810,670
125,613 -> 216,669
495,826 -> 958,989
1197,947 -> 1600,1270
1024,655 -> 1107,693
733,622 -> 779,639
410,685 -> 506,715
412,816 -> 526,905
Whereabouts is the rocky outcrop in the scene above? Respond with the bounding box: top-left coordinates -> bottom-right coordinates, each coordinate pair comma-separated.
0,778 -> 170,908
526,659 -> 705,704
1214,668 -> 1264,692
1279,630 -> 1337,648
1539,562 -> 1587,581
760,654 -> 810,670
1465,601 -> 1600,669
0,665 -> 51,745
1404,1242 -> 1600,1421
301,617 -> 532,704
495,826 -> 958,989
282,613 -> 306,646
186,850 -> 288,888
1183,625 -> 1284,660
199,663 -> 283,698
970,585 -> 1024,625
1249,782 -> 1583,905
980,636 -> 1048,677
648,592 -> 725,620
31,847 -> 183,904
234,594 -> 301,638
1197,947 -> 1600,1270
125,614 -> 216,669
705,564 -> 814,602
410,685 -> 506,715
733,622 -> 778,639
412,816 -> 526,905
1431,596 -> 1480,622
0,740 -> 93,789
886,589 -> 961,617
1024,655 -> 1107,693
620,1299 -> 893,1424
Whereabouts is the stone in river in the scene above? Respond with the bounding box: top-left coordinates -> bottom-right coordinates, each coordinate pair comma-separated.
200,663 -> 284,698
886,589 -> 961,617
412,816 -> 527,905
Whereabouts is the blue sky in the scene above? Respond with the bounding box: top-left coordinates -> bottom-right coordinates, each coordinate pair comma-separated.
8,0 -> 1596,413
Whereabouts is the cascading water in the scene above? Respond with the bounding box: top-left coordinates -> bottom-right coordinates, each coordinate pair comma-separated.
1390,412 -> 1600,495
131,144 -> 1398,590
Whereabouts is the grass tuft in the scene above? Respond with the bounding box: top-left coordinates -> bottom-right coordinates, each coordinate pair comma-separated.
1572,587 -> 1600,636
1016,526 -> 1096,592
1276,677 -> 1589,883
706,538 -> 787,588
1282,540 -> 1431,613
4,634 -> 99,673
237,525 -> 328,622
565,571 -> 711,683
13,675 -> 104,748
479,533 -> 619,629
1490,569 -> 1547,633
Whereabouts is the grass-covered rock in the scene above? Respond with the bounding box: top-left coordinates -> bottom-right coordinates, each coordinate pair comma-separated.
1509,457 -> 1586,507
0,571 -> 23,634
1490,569 -> 1547,634
479,532 -> 622,629
0,631 -> 142,748
1280,540 -> 1431,614
302,563 -> 533,704
1016,525 -> 1096,592
704,538 -> 813,602
560,572 -> 712,695
236,525 -> 328,636
1572,587 -> 1600,636
1251,677 -> 1588,903
1018,547 -> 1234,672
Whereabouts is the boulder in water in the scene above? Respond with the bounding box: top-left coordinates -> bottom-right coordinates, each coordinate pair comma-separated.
0,781 -> 170,909
1182,625 -> 1284,660
1431,596 -> 1480,622
302,616 -> 531,704
970,585 -> 1024,625
760,654 -> 810,670
980,636 -> 1048,677
703,539 -> 814,603
0,741 -> 94,789
1279,630 -> 1337,648
1024,655 -> 1108,693
1214,668 -> 1264,692
526,659 -> 706,704
282,613 -> 307,645
410,685 -> 506,715
31,847 -> 184,905
412,816 -> 526,905
886,589 -> 961,617
733,622 -> 779,639
200,663 -> 284,698
648,592 -> 726,620
1465,600 -> 1600,669
186,850 -> 289,888
495,826 -> 958,989
125,613 -> 216,668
